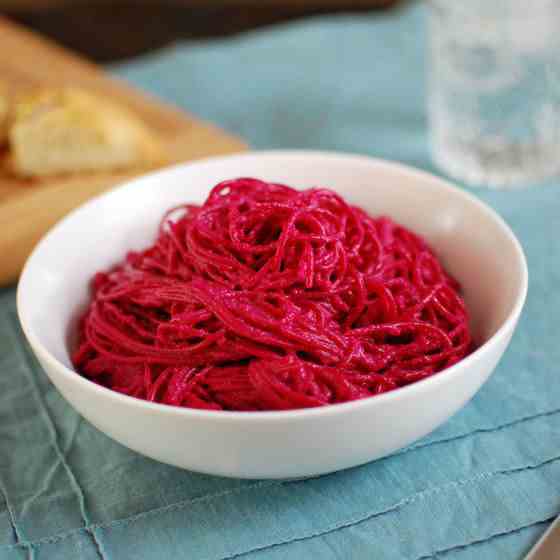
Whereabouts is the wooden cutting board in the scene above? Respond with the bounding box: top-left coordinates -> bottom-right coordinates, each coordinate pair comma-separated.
0,16 -> 247,287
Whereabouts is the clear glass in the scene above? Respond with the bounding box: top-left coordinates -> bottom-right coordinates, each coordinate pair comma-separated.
428,0 -> 560,188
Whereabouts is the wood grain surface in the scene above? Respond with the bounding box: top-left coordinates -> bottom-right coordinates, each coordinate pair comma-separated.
0,16 -> 246,286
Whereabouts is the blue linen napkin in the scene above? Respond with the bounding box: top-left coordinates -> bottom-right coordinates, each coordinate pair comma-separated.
1,3 -> 559,559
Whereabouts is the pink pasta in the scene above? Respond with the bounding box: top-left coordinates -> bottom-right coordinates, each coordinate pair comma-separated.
73,178 -> 472,411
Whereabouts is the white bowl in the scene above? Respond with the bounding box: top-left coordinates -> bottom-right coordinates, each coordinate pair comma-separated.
17,151 -> 528,479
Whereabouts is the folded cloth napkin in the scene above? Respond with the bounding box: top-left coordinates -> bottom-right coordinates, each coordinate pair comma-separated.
1,3 -> 558,559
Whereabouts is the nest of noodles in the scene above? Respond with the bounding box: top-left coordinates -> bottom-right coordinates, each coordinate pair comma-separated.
73,178 -> 472,411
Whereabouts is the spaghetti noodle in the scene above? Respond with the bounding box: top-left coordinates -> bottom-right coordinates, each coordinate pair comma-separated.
73,178 -> 471,411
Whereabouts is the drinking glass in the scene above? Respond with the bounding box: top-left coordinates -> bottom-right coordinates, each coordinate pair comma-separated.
428,0 -> 560,188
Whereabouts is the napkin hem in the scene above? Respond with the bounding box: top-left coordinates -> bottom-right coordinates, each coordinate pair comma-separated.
2,454 -> 558,555
420,517 -> 555,560
11,312 -> 108,560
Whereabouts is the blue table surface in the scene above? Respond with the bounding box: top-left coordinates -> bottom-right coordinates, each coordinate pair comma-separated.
1,3 -> 559,559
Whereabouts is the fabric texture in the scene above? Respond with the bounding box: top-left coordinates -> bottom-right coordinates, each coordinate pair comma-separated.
1,3 -> 559,558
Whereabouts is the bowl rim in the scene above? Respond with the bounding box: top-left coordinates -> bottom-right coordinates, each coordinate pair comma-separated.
16,149 -> 529,423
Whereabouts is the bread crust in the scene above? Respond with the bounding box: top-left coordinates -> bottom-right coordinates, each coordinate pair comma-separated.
9,87 -> 164,177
